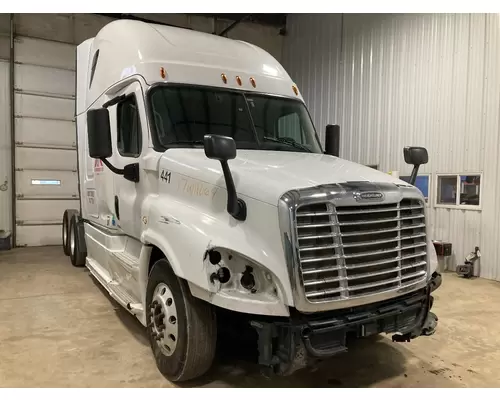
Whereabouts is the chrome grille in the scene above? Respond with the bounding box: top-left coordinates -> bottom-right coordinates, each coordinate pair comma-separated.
296,199 -> 427,303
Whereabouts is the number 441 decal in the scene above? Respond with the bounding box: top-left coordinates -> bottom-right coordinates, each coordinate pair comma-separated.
160,169 -> 171,184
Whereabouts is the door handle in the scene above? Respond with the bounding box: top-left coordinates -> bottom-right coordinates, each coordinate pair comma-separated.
114,195 -> 120,220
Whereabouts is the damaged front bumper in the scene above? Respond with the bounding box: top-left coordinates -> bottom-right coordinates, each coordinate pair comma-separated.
251,272 -> 441,376
392,271 -> 441,342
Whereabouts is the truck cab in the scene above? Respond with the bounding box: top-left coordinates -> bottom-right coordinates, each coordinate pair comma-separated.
63,19 -> 441,382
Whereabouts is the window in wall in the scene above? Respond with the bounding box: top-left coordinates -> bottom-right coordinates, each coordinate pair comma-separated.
31,179 -> 61,186
459,175 -> 481,206
400,175 -> 430,203
436,174 -> 482,209
437,176 -> 457,205
117,95 -> 142,157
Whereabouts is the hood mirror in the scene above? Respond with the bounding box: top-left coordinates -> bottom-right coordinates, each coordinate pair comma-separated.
403,146 -> 428,185
204,135 -> 246,221
324,124 -> 340,157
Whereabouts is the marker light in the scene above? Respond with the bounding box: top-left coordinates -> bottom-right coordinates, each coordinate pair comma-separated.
160,67 -> 166,79
250,77 -> 256,88
221,73 -> 227,84
236,76 -> 242,86
292,85 -> 299,96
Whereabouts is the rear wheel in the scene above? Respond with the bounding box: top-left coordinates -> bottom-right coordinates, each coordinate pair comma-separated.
146,259 -> 217,382
69,214 -> 86,267
62,209 -> 78,256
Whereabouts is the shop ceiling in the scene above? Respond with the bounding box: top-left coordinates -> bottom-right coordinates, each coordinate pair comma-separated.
96,13 -> 288,34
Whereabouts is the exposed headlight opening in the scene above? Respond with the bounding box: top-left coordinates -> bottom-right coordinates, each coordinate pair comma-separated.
208,249 -> 222,265
203,247 -> 279,298
241,266 -> 256,292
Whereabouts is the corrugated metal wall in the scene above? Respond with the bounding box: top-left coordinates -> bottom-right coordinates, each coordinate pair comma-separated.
283,13 -> 500,280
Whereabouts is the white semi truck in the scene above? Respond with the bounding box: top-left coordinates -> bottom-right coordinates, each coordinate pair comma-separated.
63,19 -> 441,382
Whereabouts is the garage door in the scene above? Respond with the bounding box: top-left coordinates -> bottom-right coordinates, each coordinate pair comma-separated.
0,60 -> 10,236
14,36 -> 79,246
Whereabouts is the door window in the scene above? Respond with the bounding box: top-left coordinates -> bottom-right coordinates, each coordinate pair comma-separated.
117,95 -> 142,157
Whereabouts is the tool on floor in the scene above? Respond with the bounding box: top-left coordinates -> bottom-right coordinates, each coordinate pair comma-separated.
456,246 -> 481,278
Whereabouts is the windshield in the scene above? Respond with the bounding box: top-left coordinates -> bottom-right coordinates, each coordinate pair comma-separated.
149,85 -> 323,154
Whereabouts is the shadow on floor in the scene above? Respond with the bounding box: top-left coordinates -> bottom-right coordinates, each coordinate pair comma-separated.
89,274 -> 150,347
88,272 -> 407,388
192,336 -> 407,388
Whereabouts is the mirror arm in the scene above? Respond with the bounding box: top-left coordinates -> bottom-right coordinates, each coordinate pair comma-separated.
101,158 -> 124,175
220,160 -> 247,221
102,94 -> 126,109
409,164 -> 420,185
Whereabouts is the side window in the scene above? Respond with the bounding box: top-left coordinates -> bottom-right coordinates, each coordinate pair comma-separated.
277,112 -> 303,142
117,95 -> 142,158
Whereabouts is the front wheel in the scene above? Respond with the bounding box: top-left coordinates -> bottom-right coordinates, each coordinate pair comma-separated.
146,259 -> 217,382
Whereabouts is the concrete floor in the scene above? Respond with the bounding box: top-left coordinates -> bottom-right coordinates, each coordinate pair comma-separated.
0,247 -> 499,387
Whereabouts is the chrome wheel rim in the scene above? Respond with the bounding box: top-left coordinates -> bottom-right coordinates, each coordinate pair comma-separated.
69,223 -> 75,256
150,283 -> 178,356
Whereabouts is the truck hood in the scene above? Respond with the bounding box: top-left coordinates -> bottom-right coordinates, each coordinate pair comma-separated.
162,149 -> 410,205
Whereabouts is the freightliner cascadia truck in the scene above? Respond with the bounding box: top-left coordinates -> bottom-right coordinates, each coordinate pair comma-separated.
62,20 -> 441,382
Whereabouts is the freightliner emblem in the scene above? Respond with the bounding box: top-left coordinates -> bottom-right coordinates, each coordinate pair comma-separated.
354,191 -> 385,202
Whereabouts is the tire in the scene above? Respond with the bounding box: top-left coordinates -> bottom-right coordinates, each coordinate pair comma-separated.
62,209 -> 79,256
146,259 -> 217,382
69,214 -> 87,267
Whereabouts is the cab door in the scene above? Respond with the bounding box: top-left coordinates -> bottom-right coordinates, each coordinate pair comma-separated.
107,81 -> 148,240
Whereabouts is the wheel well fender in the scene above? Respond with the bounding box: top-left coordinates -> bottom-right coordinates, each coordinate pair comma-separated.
138,243 -> 182,316
148,245 -> 166,276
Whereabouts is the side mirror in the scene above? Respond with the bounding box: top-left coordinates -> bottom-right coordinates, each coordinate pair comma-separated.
87,108 -> 112,159
403,146 -> 428,185
87,107 -> 140,183
324,124 -> 340,157
204,134 -> 236,161
404,146 -> 428,166
204,135 -> 246,221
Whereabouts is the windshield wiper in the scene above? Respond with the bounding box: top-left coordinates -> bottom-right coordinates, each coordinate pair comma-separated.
263,136 -> 312,152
